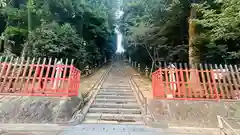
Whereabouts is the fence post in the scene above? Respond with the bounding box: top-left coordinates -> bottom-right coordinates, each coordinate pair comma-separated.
53,61 -> 63,89
168,64 -> 177,91
132,61 -> 134,67
145,66 -> 149,77
138,63 -> 140,72
134,61 -> 137,68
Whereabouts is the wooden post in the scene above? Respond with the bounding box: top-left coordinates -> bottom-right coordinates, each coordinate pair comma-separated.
129,57 -> 131,64
134,61 -> 137,68
168,64 -> 177,91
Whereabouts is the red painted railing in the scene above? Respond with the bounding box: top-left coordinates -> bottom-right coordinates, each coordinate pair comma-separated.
0,57 -> 80,97
152,63 -> 240,100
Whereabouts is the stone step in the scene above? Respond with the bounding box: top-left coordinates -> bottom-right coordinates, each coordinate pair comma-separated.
100,89 -> 133,93
85,113 -> 142,122
101,85 -> 132,90
82,119 -> 144,125
88,108 -> 141,114
91,103 -> 140,109
101,85 -> 130,87
94,98 -> 137,104
95,95 -> 135,99
97,92 -> 134,96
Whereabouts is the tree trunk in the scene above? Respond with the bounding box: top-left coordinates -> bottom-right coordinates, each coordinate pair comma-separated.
21,0 -> 32,58
3,36 -> 12,55
188,6 -> 201,93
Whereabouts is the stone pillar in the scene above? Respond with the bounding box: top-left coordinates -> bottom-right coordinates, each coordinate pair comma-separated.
145,66 -> 149,77
104,57 -> 107,63
138,63 -> 140,72
128,57 -> 131,64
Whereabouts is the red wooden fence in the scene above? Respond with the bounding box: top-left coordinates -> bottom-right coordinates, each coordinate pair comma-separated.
0,57 -> 81,97
152,63 -> 240,100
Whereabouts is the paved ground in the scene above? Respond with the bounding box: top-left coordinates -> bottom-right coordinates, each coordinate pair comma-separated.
0,124 -> 221,135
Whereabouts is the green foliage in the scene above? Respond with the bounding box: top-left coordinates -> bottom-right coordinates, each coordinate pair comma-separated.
121,0 -> 190,66
27,22 -> 86,57
122,0 -> 240,65
0,0 -> 116,69
195,0 -> 240,63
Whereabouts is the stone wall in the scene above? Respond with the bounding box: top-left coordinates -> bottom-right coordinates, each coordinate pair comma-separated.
148,99 -> 240,128
0,96 -> 81,123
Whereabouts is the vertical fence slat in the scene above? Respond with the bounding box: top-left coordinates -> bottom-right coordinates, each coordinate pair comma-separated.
234,65 -> 240,99
179,63 -> 186,98
224,64 -> 234,99
208,64 -> 215,99
214,64 -> 224,99
20,57 -> 31,92
37,58 -> 46,92
164,62 -> 171,98
199,63 -> 206,98
194,63 -> 200,98
24,58 -> 36,93
203,63 -> 212,98
76,68 -> 80,96
234,65 -> 240,85
61,58 -> 68,95
6,57 -> 19,92
219,64 -> 229,99
0,56 -> 9,81
13,57 -> 25,91
56,59 -> 63,93
50,58 -> 58,88
229,65 -> 237,98
0,56 -> 14,92
30,58 -> 41,94
159,67 -> 164,98
152,67 -> 156,98
68,65 -> 73,95
174,62 -> 181,97
42,58 -> 52,92
184,63 -> 191,98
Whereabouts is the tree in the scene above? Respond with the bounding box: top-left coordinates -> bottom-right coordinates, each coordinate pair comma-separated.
0,0 -> 117,69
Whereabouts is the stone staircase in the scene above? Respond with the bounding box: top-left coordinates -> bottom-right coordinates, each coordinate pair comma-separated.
83,67 -> 144,124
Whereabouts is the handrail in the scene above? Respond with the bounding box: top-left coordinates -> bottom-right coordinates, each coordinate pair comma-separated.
217,115 -> 240,135
127,61 -> 157,124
